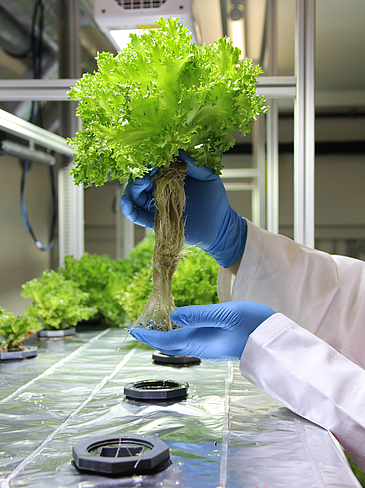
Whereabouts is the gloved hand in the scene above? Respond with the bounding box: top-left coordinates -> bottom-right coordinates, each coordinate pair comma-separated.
120,167 -> 158,231
120,150 -> 247,268
130,301 -> 275,361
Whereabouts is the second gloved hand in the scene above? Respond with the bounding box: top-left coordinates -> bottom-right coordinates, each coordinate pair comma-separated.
130,301 -> 275,361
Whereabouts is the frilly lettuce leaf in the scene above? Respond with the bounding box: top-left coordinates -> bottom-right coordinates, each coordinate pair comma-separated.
21,270 -> 97,330
68,17 -> 268,187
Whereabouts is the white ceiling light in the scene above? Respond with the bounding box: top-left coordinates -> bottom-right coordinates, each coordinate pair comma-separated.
228,0 -> 246,59
231,18 -> 245,59
110,28 -> 143,50
94,0 -> 200,51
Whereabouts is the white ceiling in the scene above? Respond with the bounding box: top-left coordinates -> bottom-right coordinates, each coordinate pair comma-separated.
194,0 -> 365,110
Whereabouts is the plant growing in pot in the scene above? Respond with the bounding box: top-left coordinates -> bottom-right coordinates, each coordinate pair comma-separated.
21,270 -> 98,337
0,306 -> 39,360
68,17 -> 268,332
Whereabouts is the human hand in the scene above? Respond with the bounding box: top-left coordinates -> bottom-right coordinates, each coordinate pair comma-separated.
130,301 -> 275,361
181,150 -> 248,267
120,167 -> 157,231
120,151 -> 247,268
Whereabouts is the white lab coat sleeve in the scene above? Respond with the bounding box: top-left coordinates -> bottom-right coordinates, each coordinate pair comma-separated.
218,219 -> 365,368
240,313 -> 365,472
216,219 -> 365,468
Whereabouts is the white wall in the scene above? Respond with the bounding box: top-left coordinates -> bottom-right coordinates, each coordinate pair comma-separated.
0,154 -> 54,315
84,184 -> 117,258
84,183 -> 145,258
278,152 -> 365,241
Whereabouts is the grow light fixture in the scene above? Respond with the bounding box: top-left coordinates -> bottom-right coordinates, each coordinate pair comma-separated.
231,19 -> 245,58
94,0 -> 200,50
228,0 -> 246,59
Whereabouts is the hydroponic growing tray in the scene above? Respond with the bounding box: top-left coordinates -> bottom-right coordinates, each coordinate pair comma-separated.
0,327 -> 361,487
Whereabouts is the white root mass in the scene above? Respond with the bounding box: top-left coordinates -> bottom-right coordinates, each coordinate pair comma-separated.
133,160 -> 187,331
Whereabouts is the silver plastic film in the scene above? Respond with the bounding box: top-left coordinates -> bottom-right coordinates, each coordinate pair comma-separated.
0,328 -> 360,487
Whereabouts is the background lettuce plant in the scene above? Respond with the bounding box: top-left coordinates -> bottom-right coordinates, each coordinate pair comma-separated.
120,240 -> 219,322
0,306 -> 38,351
21,270 -> 97,330
127,232 -> 155,273
59,253 -> 132,325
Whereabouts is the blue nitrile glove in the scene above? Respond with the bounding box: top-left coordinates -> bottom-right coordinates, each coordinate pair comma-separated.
130,301 -> 275,361
120,150 -> 247,268
120,167 -> 158,231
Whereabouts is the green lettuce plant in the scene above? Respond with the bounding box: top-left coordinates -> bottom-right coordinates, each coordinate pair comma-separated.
345,452 -> 365,487
68,17 -> 268,331
172,246 -> 219,307
127,233 -> 155,274
59,253 -> 132,325
0,306 -> 38,351
121,267 -> 153,321
21,270 -> 97,331
120,242 -> 219,322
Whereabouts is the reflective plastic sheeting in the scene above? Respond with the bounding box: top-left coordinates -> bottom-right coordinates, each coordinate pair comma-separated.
0,327 -> 361,487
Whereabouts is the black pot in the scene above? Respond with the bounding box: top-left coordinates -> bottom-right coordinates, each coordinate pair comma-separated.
72,434 -> 171,476
152,351 -> 201,366
124,379 -> 189,402
0,346 -> 38,361
38,327 -> 76,338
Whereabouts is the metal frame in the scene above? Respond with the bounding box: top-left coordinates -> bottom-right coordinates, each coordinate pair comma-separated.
294,0 -> 315,247
116,183 -> 135,259
258,0 -> 315,247
0,108 -> 73,156
58,163 -> 85,263
0,79 -> 77,101
0,76 -> 296,101
57,0 -> 85,265
252,115 -> 267,228
266,0 -> 279,234
0,0 -> 315,256
1,140 -> 56,166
